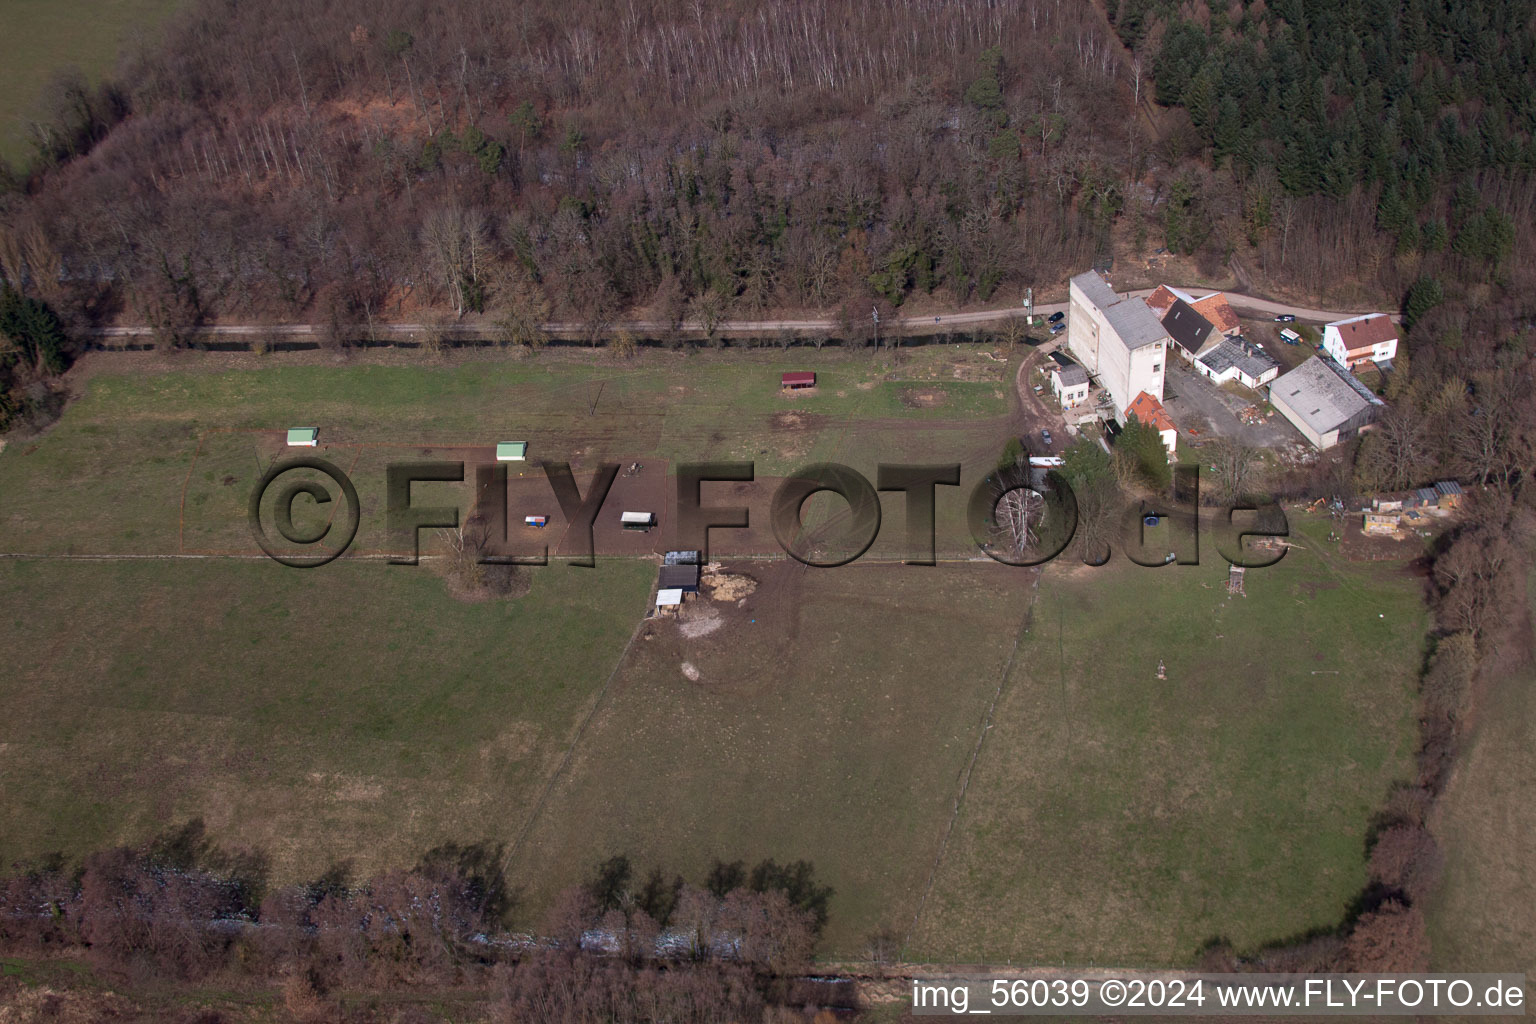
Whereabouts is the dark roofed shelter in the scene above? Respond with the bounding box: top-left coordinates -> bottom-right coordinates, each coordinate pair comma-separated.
658,563 -> 701,592
1161,298 -> 1216,358
781,371 -> 816,390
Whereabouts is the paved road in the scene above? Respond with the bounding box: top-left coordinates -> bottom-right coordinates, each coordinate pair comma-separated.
86,285 -> 1396,341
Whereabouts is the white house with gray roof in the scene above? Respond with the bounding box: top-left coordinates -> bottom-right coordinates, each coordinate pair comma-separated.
1267,355 -> 1383,449
1067,270 -> 1170,418
1194,338 -> 1280,390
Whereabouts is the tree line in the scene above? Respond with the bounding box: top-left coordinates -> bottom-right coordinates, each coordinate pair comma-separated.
0,823 -> 846,1020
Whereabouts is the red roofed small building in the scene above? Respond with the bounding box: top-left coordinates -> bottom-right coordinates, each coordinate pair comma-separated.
1190,293 -> 1240,335
1125,390 -> 1178,460
781,371 -> 816,390
1323,314 -> 1398,368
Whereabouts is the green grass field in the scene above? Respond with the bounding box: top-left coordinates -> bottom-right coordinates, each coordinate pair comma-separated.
505,561 -> 1035,955
0,348 -> 1429,964
0,0 -> 181,164
0,348 -> 1014,557
0,555 -> 653,879
909,519 -> 1425,964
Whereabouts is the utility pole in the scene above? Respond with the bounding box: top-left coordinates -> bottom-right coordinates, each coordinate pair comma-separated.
871,306 -> 880,350
1024,287 -> 1033,323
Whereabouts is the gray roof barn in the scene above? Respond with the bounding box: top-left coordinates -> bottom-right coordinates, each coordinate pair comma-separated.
1267,356 -> 1383,448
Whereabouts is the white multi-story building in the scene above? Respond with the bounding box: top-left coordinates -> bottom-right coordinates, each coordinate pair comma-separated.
1066,270 -> 1170,419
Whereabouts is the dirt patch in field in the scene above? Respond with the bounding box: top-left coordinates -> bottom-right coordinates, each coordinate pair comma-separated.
951,361 -> 1005,383
769,410 -> 825,431
701,568 -> 758,602
677,601 -> 724,638
900,387 -> 948,408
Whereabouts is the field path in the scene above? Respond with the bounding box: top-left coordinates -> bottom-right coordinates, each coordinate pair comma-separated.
903,566 -> 1042,957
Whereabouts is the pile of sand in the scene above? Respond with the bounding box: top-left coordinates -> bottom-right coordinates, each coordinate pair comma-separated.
701,569 -> 757,602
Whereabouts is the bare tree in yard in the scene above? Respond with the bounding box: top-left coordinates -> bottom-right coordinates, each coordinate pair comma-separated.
689,286 -> 730,344
994,486 -> 1046,558
997,314 -> 1028,353
1208,438 -> 1262,505
609,328 -> 638,359
1354,405 -> 1428,492
444,516 -> 523,597
1071,473 -> 1119,564
493,273 -> 551,349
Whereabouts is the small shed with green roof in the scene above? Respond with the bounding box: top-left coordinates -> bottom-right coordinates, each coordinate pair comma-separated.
496,441 -> 528,461
286,428 -> 319,447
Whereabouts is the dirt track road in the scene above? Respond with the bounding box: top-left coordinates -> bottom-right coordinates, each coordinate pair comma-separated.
88,285 -> 1396,342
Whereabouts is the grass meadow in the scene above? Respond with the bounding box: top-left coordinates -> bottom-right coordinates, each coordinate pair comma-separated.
0,0 -> 181,163
0,347 -> 1429,963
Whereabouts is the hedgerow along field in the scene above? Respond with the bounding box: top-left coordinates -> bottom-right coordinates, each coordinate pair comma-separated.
1428,565 -> 1536,989
0,347 -> 1424,962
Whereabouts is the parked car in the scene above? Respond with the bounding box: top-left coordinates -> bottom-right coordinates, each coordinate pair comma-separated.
1048,311 -> 1065,323
1273,314 -> 1296,322
1041,429 -> 1053,447
1049,322 -> 1065,335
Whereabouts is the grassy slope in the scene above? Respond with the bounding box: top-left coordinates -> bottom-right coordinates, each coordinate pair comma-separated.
0,352 -> 1428,965
1427,565 -> 1536,989
911,519 -> 1425,964
0,556 -> 652,880
505,563 -> 1034,956
0,0 -> 180,163
0,349 -> 1012,555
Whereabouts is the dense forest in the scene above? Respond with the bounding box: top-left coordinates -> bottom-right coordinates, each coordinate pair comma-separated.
0,0 -> 1132,350
0,0 -> 1532,356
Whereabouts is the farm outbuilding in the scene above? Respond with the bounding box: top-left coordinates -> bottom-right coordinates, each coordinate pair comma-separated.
658,563 -> 701,592
496,442 -> 528,461
1434,480 -> 1464,508
781,371 -> 816,390
656,588 -> 684,609
1266,356 -> 1382,449
621,511 -> 655,531
286,428 -> 319,447
1364,512 -> 1400,536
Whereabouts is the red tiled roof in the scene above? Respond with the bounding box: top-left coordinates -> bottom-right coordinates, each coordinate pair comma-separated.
1145,285 -> 1184,319
1126,391 -> 1175,433
1331,314 -> 1397,354
781,371 -> 816,385
1190,293 -> 1240,334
